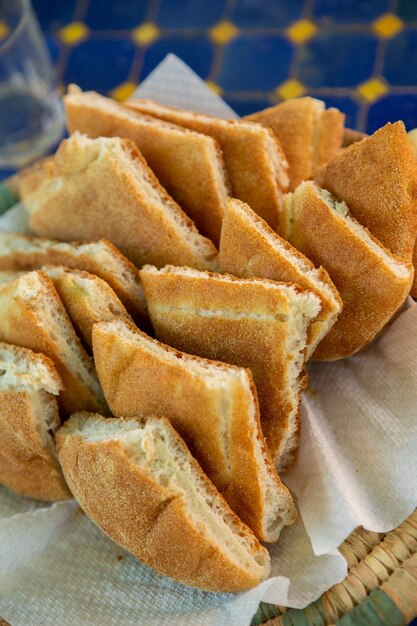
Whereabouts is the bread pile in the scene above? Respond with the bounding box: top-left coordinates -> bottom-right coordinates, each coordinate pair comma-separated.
1,87 -> 416,593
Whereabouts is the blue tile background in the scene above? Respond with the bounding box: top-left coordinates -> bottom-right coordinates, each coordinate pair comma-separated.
64,37 -> 137,92
317,95 -> 360,128
232,0 -> 305,28
367,92 -> 417,132
298,31 -> 378,88
32,0 -> 77,31
142,36 -> 214,80
156,0 -> 225,28
218,34 -> 292,90
313,0 -> 389,23
397,0 -> 417,21
384,28 -> 417,85
84,0 -> 148,30
27,0 -> 417,138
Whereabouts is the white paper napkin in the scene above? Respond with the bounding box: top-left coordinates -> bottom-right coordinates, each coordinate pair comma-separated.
286,301 -> 417,555
0,493 -> 346,626
131,53 -> 238,118
0,55 -> 416,626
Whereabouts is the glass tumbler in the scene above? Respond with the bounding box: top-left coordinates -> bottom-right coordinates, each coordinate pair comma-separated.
0,0 -> 65,169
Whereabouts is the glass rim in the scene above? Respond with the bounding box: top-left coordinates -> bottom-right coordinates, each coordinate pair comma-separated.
0,0 -> 31,55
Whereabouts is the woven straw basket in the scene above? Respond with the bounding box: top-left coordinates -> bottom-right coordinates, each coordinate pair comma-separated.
252,510 -> 417,626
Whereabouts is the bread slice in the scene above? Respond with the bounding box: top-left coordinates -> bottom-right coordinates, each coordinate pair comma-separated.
282,182 -> 414,360
0,232 -> 147,324
65,86 -> 230,245
219,198 -> 342,357
92,317 -> 296,542
0,271 -> 107,415
245,97 -> 344,191
20,133 -> 218,271
42,266 -> 132,348
0,342 -> 70,501
315,121 -> 417,261
127,99 -> 289,230
0,266 -> 131,348
140,265 -> 321,471
56,412 -> 270,591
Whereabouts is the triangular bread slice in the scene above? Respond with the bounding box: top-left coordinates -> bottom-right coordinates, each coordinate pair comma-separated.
56,412 -> 270,592
140,265 -> 321,471
0,233 -> 147,324
0,342 -> 70,501
244,97 -> 345,191
0,266 -> 132,349
92,317 -> 296,542
315,121 -> 417,261
127,99 -> 289,230
219,198 -> 342,357
282,182 -> 414,360
20,133 -> 218,271
0,271 -> 107,415
65,86 -> 230,245
41,266 -> 132,348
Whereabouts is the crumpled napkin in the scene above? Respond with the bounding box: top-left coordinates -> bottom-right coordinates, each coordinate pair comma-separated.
0,55 -> 415,626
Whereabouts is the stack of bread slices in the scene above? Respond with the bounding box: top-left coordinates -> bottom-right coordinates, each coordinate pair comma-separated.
1,87 -> 416,592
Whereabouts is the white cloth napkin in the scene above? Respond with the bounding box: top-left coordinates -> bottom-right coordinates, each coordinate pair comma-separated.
0,55 -> 415,626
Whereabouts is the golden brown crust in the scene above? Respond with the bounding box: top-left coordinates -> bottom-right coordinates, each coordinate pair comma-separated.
56,414 -> 269,592
284,183 -> 414,360
218,197 -> 342,354
92,318 -> 295,541
246,99 -> 312,190
245,98 -> 344,191
65,89 -> 229,246
0,390 -> 70,501
20,134 -> 218,271
139,266 -> 310,462
316,121 -> 417,261
127,99 -> 288,230
42,266 -> 132,348
0,271 -> 106,415
0,233 -> 148,325
315,108 -> 345,170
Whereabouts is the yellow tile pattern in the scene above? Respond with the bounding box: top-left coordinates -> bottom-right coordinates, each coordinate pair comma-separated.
205,80 -> 223,95
132,22 -> 160,45
12,3 -> 417,135
58,22 -> 90,45
286,19 -> 318,44
276,79 -> 306,100
357,77 -> 389,102
372,13 -> 404,38
0,20 -> 9,41
110,82 -> 138,101
210,21 -> 238,45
